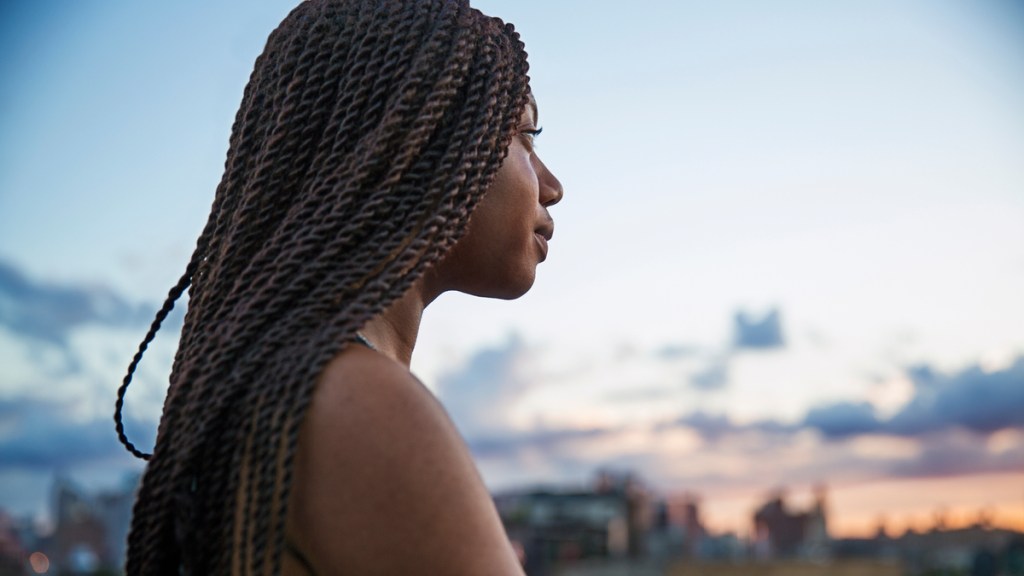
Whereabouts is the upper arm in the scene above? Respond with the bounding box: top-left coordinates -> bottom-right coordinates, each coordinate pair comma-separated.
286,347 -> 524,576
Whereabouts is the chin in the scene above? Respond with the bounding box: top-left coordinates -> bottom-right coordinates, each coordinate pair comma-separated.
466,267 -> 537,300
493,280 -> 535,300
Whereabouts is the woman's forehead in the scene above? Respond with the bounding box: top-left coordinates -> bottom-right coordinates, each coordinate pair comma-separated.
526,92 -> 538,123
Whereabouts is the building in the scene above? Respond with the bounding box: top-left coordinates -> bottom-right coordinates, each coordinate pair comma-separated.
833,521 -> 1024,575
494,470 -> 653,575
751,485 -> 830,560
0,510 -> 28,574
46,474 -> 137,574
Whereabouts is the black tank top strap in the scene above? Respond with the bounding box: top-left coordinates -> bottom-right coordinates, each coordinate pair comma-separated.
285,539 -> 317,576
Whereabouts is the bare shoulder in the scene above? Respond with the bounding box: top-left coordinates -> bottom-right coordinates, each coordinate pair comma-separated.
285,344 -> 524,576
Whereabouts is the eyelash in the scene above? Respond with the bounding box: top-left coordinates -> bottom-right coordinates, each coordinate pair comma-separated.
521,126 -> 543,145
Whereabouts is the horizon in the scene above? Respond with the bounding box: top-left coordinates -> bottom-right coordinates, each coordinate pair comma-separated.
6,456 -> 1022,541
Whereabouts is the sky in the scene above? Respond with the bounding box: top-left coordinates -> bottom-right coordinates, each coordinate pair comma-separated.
1,0 -> 1023,538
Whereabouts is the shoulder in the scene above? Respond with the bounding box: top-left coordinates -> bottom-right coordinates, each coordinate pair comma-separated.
286,344 -> 524,575
312,343 -> 441,430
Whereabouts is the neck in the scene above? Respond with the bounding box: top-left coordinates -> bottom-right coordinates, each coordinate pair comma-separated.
359,274 -> 442,367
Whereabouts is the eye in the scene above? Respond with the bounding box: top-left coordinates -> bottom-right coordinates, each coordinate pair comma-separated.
519,126 -> 543,148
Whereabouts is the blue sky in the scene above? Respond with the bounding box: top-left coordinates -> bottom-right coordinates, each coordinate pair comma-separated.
1,0 -> 1023,536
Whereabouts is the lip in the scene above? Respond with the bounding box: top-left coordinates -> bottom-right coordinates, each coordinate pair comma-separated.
534,232 -> 548,262
534,220 -> 553,262
535,219 -> 554,242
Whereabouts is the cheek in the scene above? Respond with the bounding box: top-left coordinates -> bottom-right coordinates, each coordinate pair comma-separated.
433,189 -> 539,298
495,161 -> 540,230
475,165 -> 537,248
464,198 -> 519,261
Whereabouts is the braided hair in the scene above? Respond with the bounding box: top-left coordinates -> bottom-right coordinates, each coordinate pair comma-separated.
113,0 -> 530,573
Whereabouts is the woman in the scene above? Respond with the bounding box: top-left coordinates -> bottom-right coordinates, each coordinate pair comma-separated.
113,0 -> 563,574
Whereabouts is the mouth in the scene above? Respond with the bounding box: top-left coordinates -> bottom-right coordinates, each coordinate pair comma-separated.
534,220 -> 553,262
534,233 -> 548,262
535,220 -> 554,242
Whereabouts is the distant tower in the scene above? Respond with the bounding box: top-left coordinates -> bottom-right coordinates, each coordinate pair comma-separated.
753,486 -> 831,560
802,484 -> 830,560
752,490 -> 789,559
52,477 -> 109,572
679,494 -> 705,558
874,515 -> 890,540
932,507 -> 948,533
667,494 -> 708,557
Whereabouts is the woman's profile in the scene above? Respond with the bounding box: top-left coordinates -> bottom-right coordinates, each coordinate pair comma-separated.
112,0 -> 562,574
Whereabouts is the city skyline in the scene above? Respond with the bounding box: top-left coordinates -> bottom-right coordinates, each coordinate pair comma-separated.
2,0 -> 1023,538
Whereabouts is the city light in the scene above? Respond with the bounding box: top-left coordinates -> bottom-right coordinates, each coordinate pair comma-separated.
29,551 -> 49,574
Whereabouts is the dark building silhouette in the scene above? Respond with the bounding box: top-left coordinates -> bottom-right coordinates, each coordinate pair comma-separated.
494,470 -> 653,575
0,510 -> 28,574
752,485 -> 829,560
666,493 -> 705,558
45,474 -> 137,574
833,518 -> 1024,575
52,477 -> 110,572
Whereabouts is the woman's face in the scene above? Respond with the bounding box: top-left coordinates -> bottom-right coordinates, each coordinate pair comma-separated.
434,94 -> 564,299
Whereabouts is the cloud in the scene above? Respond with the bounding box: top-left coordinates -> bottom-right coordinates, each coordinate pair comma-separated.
0,262 -> 171,475
886,359 -> 1024,436
886,429 -> 1024,479
0,395 -> 153,519
803,401 -> 881,439
626,355 -> 1024,455
468,426 -> 612,459
666,411 -> 735,440
655,344 -> 699,360
733,308 -> 784,349
0,259 -> 168,349
660,411 -> 797,441
603,385 -> 677,403
438,350 -> 1024,503
689,356 -> 730,390
636,355 -> 1024,486
0,258 -> 182,383
667,307 -> 786,391
436,334 -> 536,438
463,408 -> 1022,499
800,356 -> 1024,440
0,397 -> 154,471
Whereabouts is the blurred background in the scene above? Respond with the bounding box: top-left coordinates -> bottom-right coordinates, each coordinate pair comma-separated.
1,0 -> 1022,574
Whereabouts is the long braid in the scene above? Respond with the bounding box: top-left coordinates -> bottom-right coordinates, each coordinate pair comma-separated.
118,19 -> 303,573
116,1 -> 530,574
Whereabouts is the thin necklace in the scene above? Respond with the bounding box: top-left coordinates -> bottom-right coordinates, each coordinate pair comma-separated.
354,331 -> 376,350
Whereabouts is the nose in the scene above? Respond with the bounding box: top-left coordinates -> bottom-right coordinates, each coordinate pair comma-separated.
537,157 -> 563,207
